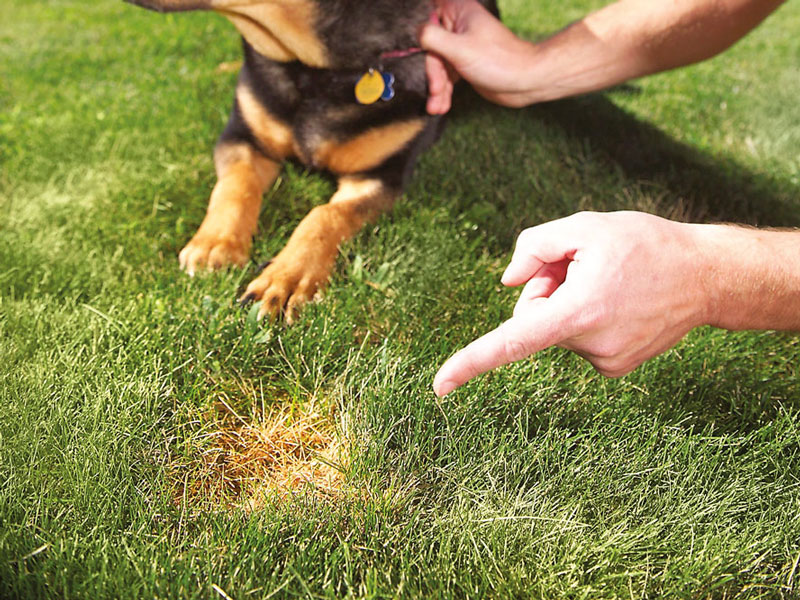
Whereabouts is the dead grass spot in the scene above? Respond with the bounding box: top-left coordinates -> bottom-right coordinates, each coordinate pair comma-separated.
170,395 -> 346,511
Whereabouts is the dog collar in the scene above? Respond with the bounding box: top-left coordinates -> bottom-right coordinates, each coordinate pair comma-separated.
379,47 -> 425,60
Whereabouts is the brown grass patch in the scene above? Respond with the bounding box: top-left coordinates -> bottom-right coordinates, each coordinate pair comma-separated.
171,396 -> 346,511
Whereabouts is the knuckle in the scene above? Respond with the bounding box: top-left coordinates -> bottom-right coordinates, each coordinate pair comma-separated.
514,227 -> 536,256
569,210 -> 602,229
501,330 -> 529,363
516,227 -> 536,248
464,353 -> 483,378
591,356 -> 636,378
504,338 -> 528,363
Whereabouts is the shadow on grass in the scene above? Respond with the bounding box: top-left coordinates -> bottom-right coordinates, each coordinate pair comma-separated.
534,93 -> 797,226
447,85 -> 798,238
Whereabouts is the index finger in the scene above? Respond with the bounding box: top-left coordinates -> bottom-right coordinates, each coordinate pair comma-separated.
433,299 -> 578,396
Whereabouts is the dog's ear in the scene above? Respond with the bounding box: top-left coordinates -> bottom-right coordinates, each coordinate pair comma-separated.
127,0 -> 329,67
124,0 -> 211,13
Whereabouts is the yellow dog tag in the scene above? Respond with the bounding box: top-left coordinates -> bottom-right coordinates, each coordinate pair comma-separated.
355,69 -> 386,105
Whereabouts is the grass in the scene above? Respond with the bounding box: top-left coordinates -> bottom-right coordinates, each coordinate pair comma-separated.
1,0 -> 799,598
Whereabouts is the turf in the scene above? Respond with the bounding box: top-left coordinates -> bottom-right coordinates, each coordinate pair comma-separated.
1,0 -> 799,598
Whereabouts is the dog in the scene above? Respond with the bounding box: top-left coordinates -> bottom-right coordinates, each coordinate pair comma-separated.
126,0 -> 498,322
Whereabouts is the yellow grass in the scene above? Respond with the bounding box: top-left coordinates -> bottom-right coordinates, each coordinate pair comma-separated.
171,397 -> 346,511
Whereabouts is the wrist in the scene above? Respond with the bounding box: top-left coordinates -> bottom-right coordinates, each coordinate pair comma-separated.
518,20 -> 642,105
658,220 -> 721,332
478,38 -> 550,107
511,40 -> 551,105
685,223 -> 729,329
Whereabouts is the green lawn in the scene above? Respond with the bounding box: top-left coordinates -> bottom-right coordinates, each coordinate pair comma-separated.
1,1 -> 799,598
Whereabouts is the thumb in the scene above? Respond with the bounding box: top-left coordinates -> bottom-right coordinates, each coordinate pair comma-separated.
419,23 -> 472,67
433,298 -> 578,396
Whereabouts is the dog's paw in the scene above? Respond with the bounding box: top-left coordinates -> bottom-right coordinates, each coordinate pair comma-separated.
239,255 -> 329,324
179,232 -> 251,276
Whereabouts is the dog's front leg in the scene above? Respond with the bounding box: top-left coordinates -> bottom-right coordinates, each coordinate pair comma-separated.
240,176 -> 397,322
179,142 -> 279,275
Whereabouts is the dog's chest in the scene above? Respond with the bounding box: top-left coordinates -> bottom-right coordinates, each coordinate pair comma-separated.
237,54 -> 429,174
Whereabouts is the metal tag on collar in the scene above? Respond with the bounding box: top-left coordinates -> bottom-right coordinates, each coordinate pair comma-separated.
355,68 -> 396,104
380,71 -> 396,101
355,69 -> 384,104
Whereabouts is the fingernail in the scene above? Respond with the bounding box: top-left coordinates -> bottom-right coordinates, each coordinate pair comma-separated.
434,379 -> 457,397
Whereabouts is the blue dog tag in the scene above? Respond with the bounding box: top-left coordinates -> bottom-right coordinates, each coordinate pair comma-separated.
380,71 -> 396,101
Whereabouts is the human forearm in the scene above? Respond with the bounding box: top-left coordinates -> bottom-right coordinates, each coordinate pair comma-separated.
520,0 -> 786,104
695,223 -> 800,332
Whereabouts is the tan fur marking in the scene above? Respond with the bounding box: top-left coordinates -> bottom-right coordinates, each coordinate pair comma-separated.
314,119 -> 426,175
214,142 -> 278,188
213,0 -> 328,67
221,13 -> 295,61
236,84 -> 295,160
329,177 -> 385,205
241,177 -> 397,321
179,143 -> 280,273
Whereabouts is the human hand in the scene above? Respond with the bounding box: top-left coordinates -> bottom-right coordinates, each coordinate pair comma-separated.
433,211 -> 713,396
421,0 -> 538,114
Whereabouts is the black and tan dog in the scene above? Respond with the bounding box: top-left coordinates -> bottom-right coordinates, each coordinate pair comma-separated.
127,0 -> 498,321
